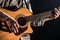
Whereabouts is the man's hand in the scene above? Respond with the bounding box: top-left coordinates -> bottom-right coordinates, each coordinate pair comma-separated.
0,11 -> 19,34
44,8 -> 60,22
5,18 -> 19,34
51,8 -> 60,19
40,8 -> 60,26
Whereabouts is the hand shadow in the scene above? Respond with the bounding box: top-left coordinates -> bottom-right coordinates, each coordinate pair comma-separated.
0,21 -> 12,33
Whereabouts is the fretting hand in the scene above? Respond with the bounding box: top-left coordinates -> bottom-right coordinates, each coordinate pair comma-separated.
50,8 -> 60,20
43,8 -> 60,21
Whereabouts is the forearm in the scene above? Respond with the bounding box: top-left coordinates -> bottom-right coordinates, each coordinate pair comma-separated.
0,11 -> 10,21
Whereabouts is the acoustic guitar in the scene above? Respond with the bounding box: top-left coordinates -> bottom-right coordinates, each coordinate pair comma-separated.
0,7 -> 58,40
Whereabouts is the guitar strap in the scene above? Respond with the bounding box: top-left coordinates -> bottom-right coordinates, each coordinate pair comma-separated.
22,0 -> 33,13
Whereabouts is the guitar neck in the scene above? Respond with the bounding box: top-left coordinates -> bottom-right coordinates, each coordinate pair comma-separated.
25,10 -> 53,22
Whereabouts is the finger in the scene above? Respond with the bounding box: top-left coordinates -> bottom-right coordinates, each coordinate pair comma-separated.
54,8 -> 59,13
15,21 -> 19,28
54,14 -> 59,19
12,26 -> 17,33
14,23 -> 19,33
54,8 -> 60,19
54,8 -> 59,15
11,23 -> 19,34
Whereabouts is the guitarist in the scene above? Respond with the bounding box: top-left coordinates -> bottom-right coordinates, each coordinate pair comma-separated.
0,0 -> 60,39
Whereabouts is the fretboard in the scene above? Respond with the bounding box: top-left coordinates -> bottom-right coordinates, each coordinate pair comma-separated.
25,10 -> 53,22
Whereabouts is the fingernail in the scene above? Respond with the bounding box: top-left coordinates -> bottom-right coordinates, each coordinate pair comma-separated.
55,8 -> 57,10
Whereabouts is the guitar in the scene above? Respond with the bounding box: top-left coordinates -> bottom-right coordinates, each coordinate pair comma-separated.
0,7 -> 58,40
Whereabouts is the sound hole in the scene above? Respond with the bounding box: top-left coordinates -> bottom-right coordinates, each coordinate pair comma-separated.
17,17 -> 27,26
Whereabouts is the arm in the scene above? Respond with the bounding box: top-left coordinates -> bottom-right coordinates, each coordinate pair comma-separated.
0,11 -> 10,21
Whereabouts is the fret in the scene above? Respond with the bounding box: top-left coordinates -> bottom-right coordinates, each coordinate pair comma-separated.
25,10 -> 53,26
25,10 -> 52,22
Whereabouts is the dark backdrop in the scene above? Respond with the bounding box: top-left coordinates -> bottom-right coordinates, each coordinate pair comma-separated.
30,0 -> 60,40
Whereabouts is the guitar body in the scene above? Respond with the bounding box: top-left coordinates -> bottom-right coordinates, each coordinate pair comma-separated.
0,8 -> 33,40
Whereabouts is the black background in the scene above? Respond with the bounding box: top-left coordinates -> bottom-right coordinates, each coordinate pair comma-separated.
30,0 -> 60,40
